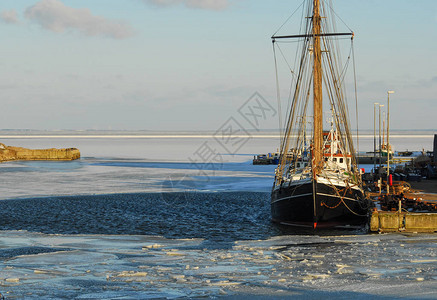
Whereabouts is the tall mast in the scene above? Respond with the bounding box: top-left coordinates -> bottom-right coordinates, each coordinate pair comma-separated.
313,0 -> 323,175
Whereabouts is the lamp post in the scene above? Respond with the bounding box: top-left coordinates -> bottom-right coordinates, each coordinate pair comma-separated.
378,104 -> 384,169
373,102 -> 379,177
386,91 -> 395,195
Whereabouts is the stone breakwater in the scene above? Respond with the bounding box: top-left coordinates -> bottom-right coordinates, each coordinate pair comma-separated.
0,143 -> 80,162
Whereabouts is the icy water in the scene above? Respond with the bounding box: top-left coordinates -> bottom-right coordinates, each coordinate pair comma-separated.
0,133 -> 436,299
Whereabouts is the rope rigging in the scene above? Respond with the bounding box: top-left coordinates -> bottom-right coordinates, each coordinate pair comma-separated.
270,0 -> 371,226
272,0 -> 363,190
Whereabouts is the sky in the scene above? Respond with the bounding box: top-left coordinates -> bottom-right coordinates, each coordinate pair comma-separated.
0,0 -> 436,131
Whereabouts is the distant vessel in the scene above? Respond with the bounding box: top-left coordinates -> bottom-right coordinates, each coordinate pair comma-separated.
270,0 -> 372,228
380,143 -> 393,157
253,150 -> 293,165
253,152 -> 280,165
397,150 -> 413,157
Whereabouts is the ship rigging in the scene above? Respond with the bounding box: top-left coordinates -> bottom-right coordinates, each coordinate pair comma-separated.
270,0 -> 372,228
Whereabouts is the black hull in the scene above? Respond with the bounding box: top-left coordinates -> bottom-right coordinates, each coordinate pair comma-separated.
271,180 -> 371,228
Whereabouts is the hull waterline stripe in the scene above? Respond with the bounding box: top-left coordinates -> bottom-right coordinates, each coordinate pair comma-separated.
316,193 -> 361,202
271,193 -> 313,204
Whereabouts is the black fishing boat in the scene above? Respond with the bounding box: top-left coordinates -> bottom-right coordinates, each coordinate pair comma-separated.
270,0 -> 372,228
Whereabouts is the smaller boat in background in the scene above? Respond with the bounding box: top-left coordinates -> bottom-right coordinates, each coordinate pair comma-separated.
253,152 -> 280,165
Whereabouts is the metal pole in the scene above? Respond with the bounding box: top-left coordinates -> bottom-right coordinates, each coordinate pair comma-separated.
378,104 -> 384,169
387,91 -> 394,195
373,103 -> 379,177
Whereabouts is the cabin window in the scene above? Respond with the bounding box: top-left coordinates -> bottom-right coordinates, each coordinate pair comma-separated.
304,163 -> 308,167
325,157 -> 328,162
340,158 -> 344,163
333,158 -> 337,162
296,163 -> 300,168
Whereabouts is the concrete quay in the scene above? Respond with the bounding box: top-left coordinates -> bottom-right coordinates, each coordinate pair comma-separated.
370,210 -> 437,233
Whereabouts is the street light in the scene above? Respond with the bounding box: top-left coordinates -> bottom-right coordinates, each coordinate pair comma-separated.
378,104 -> 384,169
387,90 -> 395,195
373,102 -> 379,176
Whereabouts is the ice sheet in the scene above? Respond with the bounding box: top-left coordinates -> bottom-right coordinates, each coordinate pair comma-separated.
0,231 -> 436,299
0,136 -> 435,298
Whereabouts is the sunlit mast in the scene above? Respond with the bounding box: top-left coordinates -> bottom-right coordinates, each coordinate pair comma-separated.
312,0 -> 323,176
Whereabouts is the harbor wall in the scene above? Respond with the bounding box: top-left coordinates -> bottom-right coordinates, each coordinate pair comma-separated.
370,211 -> 437,233
0,144 -> 80,162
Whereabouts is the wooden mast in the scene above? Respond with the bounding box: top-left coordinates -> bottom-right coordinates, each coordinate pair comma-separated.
313,0 -> 323,175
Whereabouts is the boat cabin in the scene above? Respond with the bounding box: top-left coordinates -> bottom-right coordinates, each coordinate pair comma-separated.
322,128 -> 352,171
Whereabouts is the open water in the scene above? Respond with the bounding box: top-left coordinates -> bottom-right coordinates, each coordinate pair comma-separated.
0,132 -> 435,299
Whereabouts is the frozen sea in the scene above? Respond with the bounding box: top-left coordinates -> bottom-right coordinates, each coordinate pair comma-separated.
0,132 -> 436,299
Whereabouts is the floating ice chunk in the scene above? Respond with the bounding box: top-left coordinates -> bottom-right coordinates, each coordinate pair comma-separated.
77,290 -> 188,299
142,244 -> 164,250
170,275 -> 187,282
336,264 -> 352,274
115,271 -> 148,277
275,253 -> 290,260
336,268 -> 353,275
411,259 -> 437,263
155,267 -> 173,272
209,280 -> 242,286
165,251 -> 184,256
301,274 -> 330,281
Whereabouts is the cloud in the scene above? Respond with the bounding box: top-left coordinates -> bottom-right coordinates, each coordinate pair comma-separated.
24,0 -> 133,39
144,0 -> 230,11
0,9 -> 20,24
